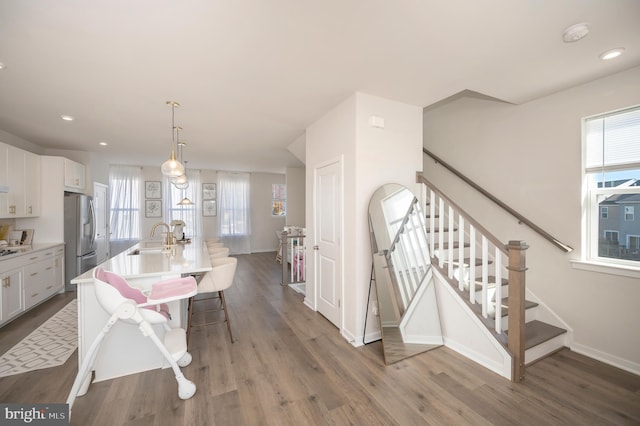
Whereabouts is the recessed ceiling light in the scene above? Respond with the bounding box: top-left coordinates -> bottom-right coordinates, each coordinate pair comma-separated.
563,22 -> 589,43
599,48 -> 625,60
60,115 -> 74,121
98,141 -> 108,146
0,62 -> 5,70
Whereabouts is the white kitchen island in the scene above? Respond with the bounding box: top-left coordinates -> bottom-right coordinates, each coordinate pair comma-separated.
71,238 -> 211,393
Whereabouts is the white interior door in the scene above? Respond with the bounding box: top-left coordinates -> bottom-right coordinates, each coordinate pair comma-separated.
93,182 -> 110,264
314,159 -> 342,328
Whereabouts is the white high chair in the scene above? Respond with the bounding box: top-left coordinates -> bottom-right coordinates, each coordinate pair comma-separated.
66,268 -> 198,414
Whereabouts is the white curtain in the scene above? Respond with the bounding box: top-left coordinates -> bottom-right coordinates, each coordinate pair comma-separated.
164,169 -> 202,239
109,165 -> 142,240
217,172 -> 251,254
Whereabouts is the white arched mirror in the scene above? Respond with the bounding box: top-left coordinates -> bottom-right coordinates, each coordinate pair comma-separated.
368,183 -> 443,364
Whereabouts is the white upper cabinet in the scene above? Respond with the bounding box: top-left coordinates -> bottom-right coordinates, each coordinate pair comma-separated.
0,145 -> 8,215
25,152 -> 41,216
64,158 -> 86,192
7,145 -> 26,216
0,143 -> 42,218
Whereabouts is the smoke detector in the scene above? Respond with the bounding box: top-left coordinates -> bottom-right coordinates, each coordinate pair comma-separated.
563,22 -> 590,43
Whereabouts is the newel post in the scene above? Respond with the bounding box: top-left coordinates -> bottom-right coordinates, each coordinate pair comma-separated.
507,240 -> 528,382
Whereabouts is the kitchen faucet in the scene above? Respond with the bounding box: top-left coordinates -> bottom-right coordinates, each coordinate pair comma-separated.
150,222 -> 173,246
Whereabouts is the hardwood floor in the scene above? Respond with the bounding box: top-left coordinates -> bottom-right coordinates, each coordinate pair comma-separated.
1,252 -> 639,425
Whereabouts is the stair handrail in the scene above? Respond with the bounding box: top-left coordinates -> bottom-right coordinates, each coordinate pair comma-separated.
417,173 -> 506,253
422,148 -> 573,253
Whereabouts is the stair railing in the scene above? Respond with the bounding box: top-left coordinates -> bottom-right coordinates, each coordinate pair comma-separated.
423,148 -> 572,253
417,172 -> 528,382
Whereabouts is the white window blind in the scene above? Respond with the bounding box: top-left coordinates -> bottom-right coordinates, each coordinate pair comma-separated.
585,106 -> 640,172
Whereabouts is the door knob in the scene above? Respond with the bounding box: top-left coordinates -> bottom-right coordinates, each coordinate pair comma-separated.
313,245 -> 319,250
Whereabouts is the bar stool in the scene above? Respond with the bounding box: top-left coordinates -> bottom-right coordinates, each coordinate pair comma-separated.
207,241 -> 224,249
187,257 -> 237,345
209,247 -> 229,259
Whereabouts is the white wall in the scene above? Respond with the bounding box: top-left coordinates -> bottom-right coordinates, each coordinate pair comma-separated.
422,66 -> 640,373
285,167 -> 305,227
200,169 -> 219,240
306,94 -> 356,337
306,92 -> 422,344
0,130 -> 44,154
250,172 -> 286,252
139,167 -> 285,252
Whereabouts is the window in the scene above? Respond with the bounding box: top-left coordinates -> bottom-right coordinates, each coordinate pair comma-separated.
583,105 -> 640,266
164,170 -> 202,238
109,165 -> 142,240
272,184 -> 286,216
625,206 -> 635,221
603,230 -> 618,242
217,172 -> 251,254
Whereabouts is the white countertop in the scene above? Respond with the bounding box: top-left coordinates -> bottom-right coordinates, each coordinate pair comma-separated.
71,238 -> 212,284
0,242 -> 64,263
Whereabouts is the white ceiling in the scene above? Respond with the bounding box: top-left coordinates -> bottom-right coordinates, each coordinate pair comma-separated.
0,1 -> 639,173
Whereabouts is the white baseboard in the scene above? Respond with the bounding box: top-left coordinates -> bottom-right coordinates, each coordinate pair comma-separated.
363,330 -> 382,345
571,342 -> 640,376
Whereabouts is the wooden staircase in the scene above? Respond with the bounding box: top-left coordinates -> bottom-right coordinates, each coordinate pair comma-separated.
418,173 -> 569,381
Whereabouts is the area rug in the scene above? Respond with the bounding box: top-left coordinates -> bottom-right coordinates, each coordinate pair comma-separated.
0,299 -> 77,378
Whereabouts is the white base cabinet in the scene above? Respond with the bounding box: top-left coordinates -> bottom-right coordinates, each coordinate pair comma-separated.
1,268 -> 23,324
0,244 -> 65,327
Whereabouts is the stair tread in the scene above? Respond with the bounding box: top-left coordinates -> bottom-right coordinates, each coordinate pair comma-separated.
442,257 -> 492,267
427,227 -> 457,232
492,298 -> 538,317
475,275 -> 508,286
433,241 -> 471,249
507,320 -> 566,350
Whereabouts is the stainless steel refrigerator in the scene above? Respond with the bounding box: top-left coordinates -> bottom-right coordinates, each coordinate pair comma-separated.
64,193 -> 97,291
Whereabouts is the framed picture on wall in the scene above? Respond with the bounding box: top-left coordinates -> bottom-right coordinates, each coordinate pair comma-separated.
202,183 -> 216,200
145,181 -> 162,199
145,200 -> 162,218
203,199 -> 217,216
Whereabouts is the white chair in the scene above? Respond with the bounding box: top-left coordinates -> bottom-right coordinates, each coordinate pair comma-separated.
209,246 -> 229,259
187,257 -> 237,345
67,268 -> 198,415
206,241 -> 225,250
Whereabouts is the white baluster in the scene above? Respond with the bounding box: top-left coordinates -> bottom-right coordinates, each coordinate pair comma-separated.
469,226 -> 476,304
448,206 -> 455,279
481,236 -> 489,318
458,215 -> 465,291
494,247 -> 503,333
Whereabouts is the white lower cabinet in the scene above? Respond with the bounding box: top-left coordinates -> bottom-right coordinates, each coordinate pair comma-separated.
24,257 -> 56,309
1,268 -> 23,324
0,244 -> 65,326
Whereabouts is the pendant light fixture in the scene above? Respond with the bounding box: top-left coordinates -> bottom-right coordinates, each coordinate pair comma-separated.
172,126 -> 189,189
160,101 -> 185,177
177,161 -> 194,205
